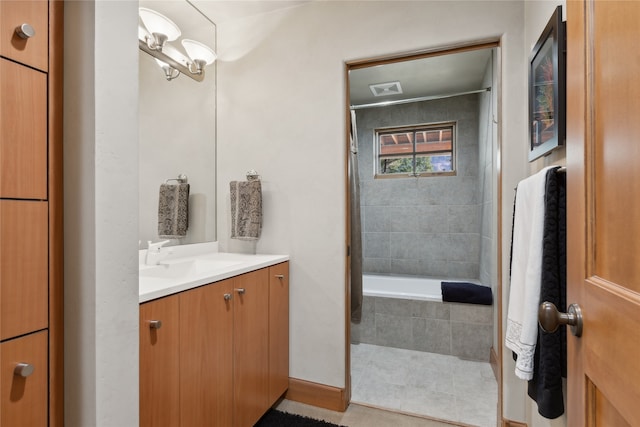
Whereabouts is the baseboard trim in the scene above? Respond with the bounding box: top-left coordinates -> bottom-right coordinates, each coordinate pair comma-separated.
503,419 -> 528,427
285,377 -> 348,412
490,346 -> 499,382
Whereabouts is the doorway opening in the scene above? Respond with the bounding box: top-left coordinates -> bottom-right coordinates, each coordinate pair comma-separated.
345,41 -> 503,427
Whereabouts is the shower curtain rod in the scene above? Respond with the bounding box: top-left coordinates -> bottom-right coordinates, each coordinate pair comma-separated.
350,87 -> 491,111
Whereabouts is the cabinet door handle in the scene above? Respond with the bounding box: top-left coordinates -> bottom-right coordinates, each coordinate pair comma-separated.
148,320 -> 162,329
14,363 -> 34,378
15,23 -> 36,39
235,288 -> 246,295
224,293 -> 232,301
275,274 -> 285,279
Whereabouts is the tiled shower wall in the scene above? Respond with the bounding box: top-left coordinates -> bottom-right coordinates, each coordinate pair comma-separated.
356,94 -> 481,279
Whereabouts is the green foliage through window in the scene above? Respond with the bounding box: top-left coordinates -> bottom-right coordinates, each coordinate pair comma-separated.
375,123 -> 455,177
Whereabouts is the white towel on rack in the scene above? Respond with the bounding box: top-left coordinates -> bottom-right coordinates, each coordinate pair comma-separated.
505,166 -> 556,380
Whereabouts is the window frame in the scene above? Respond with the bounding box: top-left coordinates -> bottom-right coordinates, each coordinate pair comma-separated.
373,121 -> 457,179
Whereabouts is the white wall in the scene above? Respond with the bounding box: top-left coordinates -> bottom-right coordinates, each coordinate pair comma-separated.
513,2 -> 567,427
64,1 -> 139,426
216,1 -> 527,394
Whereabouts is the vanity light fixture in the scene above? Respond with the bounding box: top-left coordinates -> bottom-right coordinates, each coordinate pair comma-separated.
138,7 -> 216,82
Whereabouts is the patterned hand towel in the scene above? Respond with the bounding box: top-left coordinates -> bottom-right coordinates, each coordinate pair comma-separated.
230,180 -> 262,240
158,183 -> 190,239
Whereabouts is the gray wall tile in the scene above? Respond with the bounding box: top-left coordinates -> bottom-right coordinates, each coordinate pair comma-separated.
413,318 -> 451,355
450,322 -> 492,361
376,314 -> 413,349
357,94 -> 483,280
364,232 -> 389,258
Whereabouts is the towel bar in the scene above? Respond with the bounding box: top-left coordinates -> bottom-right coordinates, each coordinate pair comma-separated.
166,174 -> 188,184
246,169 -> 260,181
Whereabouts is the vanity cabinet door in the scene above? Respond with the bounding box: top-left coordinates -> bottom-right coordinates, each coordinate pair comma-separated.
0,200 -> 48,340
0,58 -> 48,200
0,0 -> 49,71
268,262 -> 289,405
233,269 -> 269,427
0,330 -> 48,426
180,279 -> 234,427
140,295 -> 180,427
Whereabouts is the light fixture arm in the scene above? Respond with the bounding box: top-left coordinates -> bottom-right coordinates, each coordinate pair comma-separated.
138,39 -> 205,82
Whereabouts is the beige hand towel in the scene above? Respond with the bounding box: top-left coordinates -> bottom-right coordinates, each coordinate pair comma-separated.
230,180 -> 262,240
158,183 -> 190,239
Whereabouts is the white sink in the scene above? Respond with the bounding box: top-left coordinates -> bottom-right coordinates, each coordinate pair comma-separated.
140,258 -> 243,280
138,244 -> 289,303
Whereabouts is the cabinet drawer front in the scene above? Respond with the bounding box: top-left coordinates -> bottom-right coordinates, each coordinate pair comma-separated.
0,58 -> 48,200
0,1 -> 49,71
0,200 -> 48,340
0,331 -> 48,426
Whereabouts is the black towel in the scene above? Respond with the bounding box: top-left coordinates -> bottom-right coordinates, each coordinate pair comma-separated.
527,167 -> 567,419
441,282 -> 493,305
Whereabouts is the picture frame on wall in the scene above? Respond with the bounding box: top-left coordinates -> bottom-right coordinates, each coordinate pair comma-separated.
528,6 -> 566,162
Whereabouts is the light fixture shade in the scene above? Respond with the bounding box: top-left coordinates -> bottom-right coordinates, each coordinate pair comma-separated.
139,8 -> 181,41
181,39 -> 217,65
138,24 -> 151,41
162,43 -> 190,67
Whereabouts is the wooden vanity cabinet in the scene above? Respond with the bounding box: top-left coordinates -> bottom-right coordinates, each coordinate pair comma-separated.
180,278 -> 234,427
139,295 -> 180,427
139,261 -> 289,427
268,262 -> 290,405
232,269 -> 269,427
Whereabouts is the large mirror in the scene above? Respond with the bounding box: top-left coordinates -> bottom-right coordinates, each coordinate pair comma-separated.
348,46 -> 500,426
139,0 -> 217,247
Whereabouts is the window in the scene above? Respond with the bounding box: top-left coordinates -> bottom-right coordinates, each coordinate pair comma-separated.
375,122 -> 456,178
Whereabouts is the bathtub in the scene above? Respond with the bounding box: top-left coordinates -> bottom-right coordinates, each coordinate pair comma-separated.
354,274 -> 491,361
363,274 -> 442,302
362,274 -> 482,302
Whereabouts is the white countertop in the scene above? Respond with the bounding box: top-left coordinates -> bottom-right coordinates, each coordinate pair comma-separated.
139,242 -> 288,303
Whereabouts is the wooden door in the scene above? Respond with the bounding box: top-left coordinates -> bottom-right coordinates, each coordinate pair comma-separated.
233,269 -> 269,427
180,280 -> 234,427
0,331 -> 48,426
140,296 -> 180,427
268,262 -> 289,405
566,1 -> 640,426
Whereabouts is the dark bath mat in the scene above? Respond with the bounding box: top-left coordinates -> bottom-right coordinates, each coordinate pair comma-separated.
254,409 -> 346,427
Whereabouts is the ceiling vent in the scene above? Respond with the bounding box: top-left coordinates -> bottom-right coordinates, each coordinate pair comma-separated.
369,81 -> 403,97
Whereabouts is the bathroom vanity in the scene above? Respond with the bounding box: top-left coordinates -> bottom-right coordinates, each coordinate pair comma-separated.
139,245 -> 289,427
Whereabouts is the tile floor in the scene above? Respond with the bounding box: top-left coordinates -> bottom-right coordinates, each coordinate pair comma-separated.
351,343 -> 498,427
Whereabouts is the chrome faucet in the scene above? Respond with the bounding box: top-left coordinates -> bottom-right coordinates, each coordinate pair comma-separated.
145,240 -> 171,265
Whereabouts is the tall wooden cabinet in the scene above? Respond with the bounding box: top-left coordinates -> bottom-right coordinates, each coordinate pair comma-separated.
140,262 -> 289,427
0,1 -> 64,426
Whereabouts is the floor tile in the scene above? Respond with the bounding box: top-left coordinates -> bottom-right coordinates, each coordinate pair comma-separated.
351,343 -> 497,427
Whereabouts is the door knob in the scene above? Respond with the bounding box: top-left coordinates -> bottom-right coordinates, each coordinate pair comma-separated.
235,288 -> 246,295
539,302 -> 583,337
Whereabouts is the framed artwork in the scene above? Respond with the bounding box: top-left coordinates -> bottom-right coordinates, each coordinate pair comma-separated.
528,6 -> 566,162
